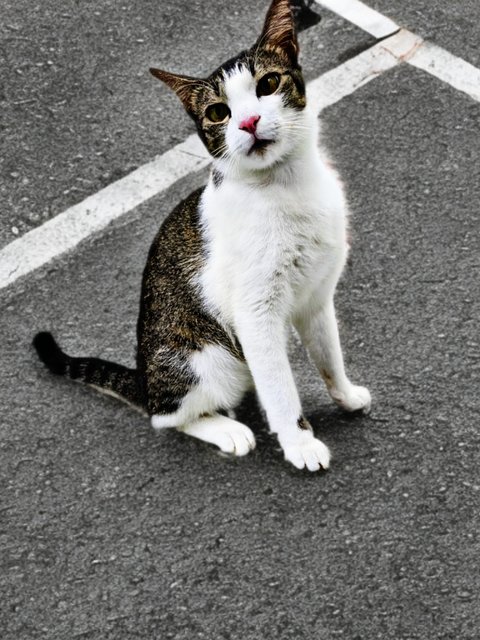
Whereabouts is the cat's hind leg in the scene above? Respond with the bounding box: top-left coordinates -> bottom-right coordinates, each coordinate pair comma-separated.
150,343 -> 256,456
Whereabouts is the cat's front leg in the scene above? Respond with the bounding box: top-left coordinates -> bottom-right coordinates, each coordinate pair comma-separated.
234,312 -> 330,471
295,298 -> 371,413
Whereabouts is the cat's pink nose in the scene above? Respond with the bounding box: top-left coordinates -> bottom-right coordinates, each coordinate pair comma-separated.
239,115 -> 260,135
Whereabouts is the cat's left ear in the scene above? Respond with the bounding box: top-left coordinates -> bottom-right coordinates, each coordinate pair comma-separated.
149,68 -> 199,111
258,0 -> 299,63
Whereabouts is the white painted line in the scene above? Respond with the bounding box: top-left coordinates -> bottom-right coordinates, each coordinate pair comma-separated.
309,29 -> 422,111
1,44 -> 406,292
315,0 -> 399,39
408,41 -> 480,103
315,0 -> 480,105
380,29 -> 423,61
0,135 -> 210,290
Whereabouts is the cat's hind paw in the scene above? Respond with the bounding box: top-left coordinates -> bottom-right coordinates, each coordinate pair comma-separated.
215,421 -> 256,457
281,432 -> 331,472
330,384 -> 371,413
181,414 -> 256,457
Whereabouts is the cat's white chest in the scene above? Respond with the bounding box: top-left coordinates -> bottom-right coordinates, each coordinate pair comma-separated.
199,157 -> 348,324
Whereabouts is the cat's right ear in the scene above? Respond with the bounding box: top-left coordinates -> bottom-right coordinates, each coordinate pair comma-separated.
258,0 -> 299,63
149,68 -> 198,111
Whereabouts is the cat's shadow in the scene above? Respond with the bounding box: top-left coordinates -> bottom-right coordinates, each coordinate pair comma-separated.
235,391 -> 370,449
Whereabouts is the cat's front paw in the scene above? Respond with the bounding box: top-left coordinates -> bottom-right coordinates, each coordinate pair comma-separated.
280,431 -> 330,472
330,384 -> 371,413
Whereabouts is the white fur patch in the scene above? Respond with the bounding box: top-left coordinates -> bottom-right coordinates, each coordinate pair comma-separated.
151,344 -> 252,430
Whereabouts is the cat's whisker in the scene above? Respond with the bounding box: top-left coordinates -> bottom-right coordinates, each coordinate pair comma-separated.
216,146 -> 237,170
281,120 -> 310,128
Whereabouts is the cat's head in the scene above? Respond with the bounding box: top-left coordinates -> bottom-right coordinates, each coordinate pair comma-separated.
150,0 -> 309,172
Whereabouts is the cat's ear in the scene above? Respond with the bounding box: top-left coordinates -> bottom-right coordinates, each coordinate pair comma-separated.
149,68 -> 199,111
258,0 -> 298,62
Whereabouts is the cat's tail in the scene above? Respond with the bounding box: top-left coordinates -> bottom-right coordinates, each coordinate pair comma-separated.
32,332 -> 145,412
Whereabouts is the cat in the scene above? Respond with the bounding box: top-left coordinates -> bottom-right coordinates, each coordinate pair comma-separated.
33,0 -> 371,472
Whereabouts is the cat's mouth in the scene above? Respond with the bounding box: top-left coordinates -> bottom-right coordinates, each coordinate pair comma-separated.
248,137 -> 275,155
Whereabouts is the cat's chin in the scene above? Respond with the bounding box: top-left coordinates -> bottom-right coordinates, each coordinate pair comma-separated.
220,129 -> 309,175
247,138 -> 275,156
236,140 -> 289,171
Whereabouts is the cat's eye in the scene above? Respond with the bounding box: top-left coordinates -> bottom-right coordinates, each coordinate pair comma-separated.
205,103 -> 231,123
256,73 -> 281,97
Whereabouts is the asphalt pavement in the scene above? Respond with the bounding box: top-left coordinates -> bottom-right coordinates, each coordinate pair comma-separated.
0,0 -> 366,249
1,1 -> 479,639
